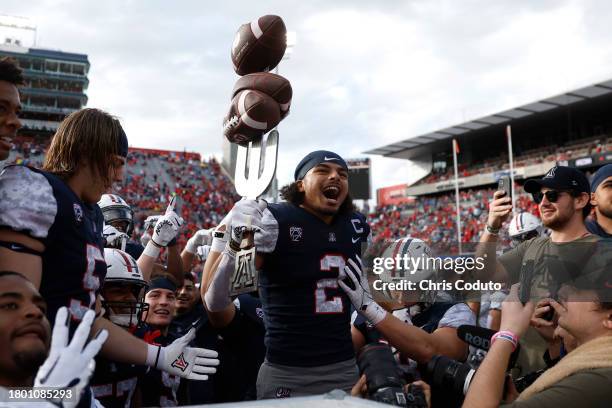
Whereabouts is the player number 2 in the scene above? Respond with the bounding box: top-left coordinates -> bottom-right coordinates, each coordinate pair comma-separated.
316,255 -> 345,314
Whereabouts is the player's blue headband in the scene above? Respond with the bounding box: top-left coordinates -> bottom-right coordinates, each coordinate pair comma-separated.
117,126 -> 129,158
294,150 -> 348,181
147,277 -> 177,293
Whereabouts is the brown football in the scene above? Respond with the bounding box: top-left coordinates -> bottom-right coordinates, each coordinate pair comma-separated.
231,15 -> 287,76
232,72 -> 292,118
223,89 -> 281,146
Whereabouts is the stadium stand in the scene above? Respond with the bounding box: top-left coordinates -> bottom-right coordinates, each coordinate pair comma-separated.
368,186 -> 539,254
414,134 -> 612,186
116,148 -> 240,250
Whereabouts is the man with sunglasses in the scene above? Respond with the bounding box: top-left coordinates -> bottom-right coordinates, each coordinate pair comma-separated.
587,164 -> 612,238
475,165 -> 596,377
477,165 -> 594,286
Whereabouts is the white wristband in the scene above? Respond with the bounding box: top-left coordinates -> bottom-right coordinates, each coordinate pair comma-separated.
143,241 -> 161,259
145,344 -> 163,368
363,302 -> 388,326
211,233 -> 228,253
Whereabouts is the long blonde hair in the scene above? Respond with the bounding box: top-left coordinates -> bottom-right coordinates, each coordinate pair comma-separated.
43,108 -> 124,187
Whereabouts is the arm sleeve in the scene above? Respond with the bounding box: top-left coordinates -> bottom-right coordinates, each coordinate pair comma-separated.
0,165 -> 56,239
498,240 -> 530,284
256,207 -> 279,253
438,303 -> 477,329
203,250 -> 235,312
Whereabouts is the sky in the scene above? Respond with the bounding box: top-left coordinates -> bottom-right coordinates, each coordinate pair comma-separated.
3,0 -> 612,197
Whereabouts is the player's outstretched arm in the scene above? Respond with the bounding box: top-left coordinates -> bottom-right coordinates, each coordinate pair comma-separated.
203,249 -> 238,328
376,316 -> 468,363
474,190 -> 513,283
93,316 -> 219,380
339,258 -> 468,363
200,215 -> 239,328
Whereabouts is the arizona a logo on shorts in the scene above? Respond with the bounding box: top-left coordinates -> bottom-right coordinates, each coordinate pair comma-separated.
275,387 -> 291,398
171,352 -> 189,372
289,226 -> 302,242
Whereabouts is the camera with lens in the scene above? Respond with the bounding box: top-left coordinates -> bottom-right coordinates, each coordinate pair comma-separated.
357,341 -> 427,408
422,325 -> 521,407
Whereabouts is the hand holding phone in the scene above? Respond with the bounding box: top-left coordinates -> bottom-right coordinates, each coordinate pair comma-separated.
498,175 -> 512,198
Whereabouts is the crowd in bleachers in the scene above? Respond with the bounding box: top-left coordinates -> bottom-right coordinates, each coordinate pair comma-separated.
369,187 -> 539,253
116,149 -> 240,250
416,135 -> 612,186
4,136 -> 46,167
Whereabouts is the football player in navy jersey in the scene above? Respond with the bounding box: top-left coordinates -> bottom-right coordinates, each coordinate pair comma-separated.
209,150 -> 370,398
0,57 -> 23,162
0,109 -> 219,403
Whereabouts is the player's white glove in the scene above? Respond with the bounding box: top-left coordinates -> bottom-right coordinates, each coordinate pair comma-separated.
197,245 -> 211,261
147,327 -> 219,381
185,229 -> 214,254
141,215 -> 161,247
34,307 -> 108,408
338,257 -> 387,325
151,197 -> 184,247
103,224 -> 129,249
228,199 -> 267,251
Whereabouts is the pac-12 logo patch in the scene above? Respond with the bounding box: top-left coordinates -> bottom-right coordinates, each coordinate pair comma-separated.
171,352 -> 189,372
73,203 -> 83,223
289,226 -> 303,242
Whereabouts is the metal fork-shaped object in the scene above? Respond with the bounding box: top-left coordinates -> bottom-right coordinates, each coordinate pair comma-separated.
230,130 -> 278,296
234,129 -> 279,199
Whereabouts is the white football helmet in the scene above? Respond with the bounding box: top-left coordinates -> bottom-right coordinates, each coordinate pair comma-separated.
98,194 -> 135,236
379,237 -> 437,304
508,212 -> 542,247
102,248 -> 148,328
